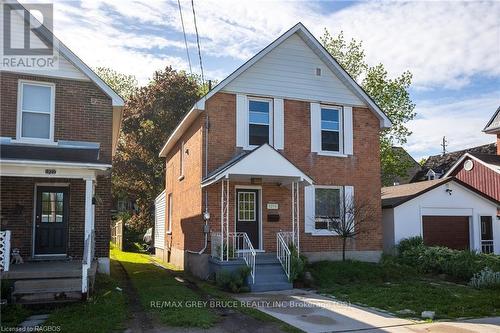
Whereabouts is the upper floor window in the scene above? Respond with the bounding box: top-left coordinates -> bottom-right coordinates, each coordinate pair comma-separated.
17,81 -> 55,142
249,98 -> 272,146
321,106 -> 342,152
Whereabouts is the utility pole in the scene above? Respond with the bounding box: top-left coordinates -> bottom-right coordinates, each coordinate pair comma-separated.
441,136 -> 448,155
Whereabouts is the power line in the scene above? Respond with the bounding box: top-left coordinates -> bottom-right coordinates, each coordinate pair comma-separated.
177,0 -> 192,74
191,0 -> 205,84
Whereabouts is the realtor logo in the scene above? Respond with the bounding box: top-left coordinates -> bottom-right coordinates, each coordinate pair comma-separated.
1,2 -> 59,70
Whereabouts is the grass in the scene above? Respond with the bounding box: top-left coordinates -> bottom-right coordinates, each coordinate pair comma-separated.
0,304 -> 33,328
309,260 -> 500,320
44,271 -> 127,332
111,247 -> 218,328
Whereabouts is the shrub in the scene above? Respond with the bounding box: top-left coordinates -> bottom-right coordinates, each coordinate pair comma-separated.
395,237 -> 500,281
289,245 -> 307,282
215,266 -> 250,293
397,236 -> 424,254
469,267 -> 500,289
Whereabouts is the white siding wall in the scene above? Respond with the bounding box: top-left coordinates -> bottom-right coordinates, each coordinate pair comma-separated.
154,190 -> 166,249
1,8 -> 89,81
223,33 -> 363,106
389,182 -> 499,254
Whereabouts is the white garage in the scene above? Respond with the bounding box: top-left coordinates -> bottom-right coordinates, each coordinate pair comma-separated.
382,178 -> 499,254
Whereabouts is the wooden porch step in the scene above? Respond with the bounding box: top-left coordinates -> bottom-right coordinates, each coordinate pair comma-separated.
12,278 -> 82,304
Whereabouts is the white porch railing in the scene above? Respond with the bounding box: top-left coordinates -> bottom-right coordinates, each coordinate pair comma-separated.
277,231 -> 294,280
0,230 -> 11,272
211,231 -> 256,283
481,240 -> 494,254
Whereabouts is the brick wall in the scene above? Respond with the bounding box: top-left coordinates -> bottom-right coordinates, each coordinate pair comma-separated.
0,176 -> 110,259
164,91 -> 383,259
0,71 -> 113,163
0,71 -> 113,259
163,114 -> 204,265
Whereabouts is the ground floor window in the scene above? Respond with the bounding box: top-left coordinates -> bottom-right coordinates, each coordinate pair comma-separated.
314,186 -> 342,230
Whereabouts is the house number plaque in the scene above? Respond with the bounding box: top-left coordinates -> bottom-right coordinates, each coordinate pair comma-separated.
45,169 -> 56,175
267,203 -> 278,210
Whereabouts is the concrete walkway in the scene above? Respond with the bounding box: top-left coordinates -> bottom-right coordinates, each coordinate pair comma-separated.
234,289 -> 500,333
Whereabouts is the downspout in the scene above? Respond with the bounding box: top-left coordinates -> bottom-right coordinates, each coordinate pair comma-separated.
187,111 -> 210,254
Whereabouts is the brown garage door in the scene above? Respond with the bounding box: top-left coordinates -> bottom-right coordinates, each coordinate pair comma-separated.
422,216 -> 470,250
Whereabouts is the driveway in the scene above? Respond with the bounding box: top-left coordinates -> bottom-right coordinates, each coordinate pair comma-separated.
233,289 -> 500,333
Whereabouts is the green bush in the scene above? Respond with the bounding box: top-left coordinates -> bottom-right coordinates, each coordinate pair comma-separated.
215,266 -> 250,293
396,237 -> 500,281
289,245 -> 307,282
469,267 -> 500,289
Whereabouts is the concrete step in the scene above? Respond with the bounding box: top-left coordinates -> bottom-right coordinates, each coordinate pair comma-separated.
254,272 -> 289,284
255,264 -> 285,275
250,281 -> 293,292
255,256 -> 280,265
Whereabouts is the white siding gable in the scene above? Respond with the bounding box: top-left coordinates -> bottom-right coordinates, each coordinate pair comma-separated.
223,33 -> 363,106
2,9 -> 89,81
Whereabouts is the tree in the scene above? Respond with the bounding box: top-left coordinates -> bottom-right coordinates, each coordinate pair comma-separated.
326,195 -> 377,261
321,30 -> 416,185
95,67 -> 138,100
112,67 -> 201,231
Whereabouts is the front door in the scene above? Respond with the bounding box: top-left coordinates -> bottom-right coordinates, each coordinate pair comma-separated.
34,186 -> 69,255
236,189 -> 260,249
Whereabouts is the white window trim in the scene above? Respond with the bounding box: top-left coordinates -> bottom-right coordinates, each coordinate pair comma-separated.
16,80 -> 56,144
247,96 -> 273,150
167,193 -> 173,234
312,185 -> 343,236
318,105 -> 344,157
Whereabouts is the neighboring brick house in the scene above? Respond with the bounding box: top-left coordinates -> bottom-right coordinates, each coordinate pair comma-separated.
0,3 -> 123,302
156,23 -> 392,290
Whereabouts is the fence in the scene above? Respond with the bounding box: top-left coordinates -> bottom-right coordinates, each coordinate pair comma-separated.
111,220 -> 123,251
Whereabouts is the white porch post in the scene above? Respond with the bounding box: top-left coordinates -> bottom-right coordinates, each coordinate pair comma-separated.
82,177 -> 95,294
291,181 -> 300,255
220,178 -> 230,261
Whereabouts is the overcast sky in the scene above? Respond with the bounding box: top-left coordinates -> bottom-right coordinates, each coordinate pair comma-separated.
33,0 -> 500,160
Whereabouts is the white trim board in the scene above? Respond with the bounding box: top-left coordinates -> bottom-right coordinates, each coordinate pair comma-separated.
444,152 -> 500,177
159,22 -> 392,158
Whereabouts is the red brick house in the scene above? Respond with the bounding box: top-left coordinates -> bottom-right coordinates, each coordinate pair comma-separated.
156,23 -> 392,291
0,3 -> 124,302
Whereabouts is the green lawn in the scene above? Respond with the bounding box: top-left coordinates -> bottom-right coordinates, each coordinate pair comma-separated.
111,247 -> 218,328
45,269 -> 127,332
309,260 -> 500,320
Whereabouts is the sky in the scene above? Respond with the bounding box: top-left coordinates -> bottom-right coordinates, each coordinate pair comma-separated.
26,0 -> 500,160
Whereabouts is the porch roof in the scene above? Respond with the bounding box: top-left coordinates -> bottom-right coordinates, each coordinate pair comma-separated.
201,144 -> 313,187
0,143 -> 102,164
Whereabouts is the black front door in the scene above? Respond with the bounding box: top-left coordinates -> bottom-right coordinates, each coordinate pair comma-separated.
35,186 -> 69,255
236,189 -> 260,248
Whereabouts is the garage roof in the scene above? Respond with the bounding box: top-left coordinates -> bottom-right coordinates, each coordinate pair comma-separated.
382,178 -> 450,208
382,177 -> 500,208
